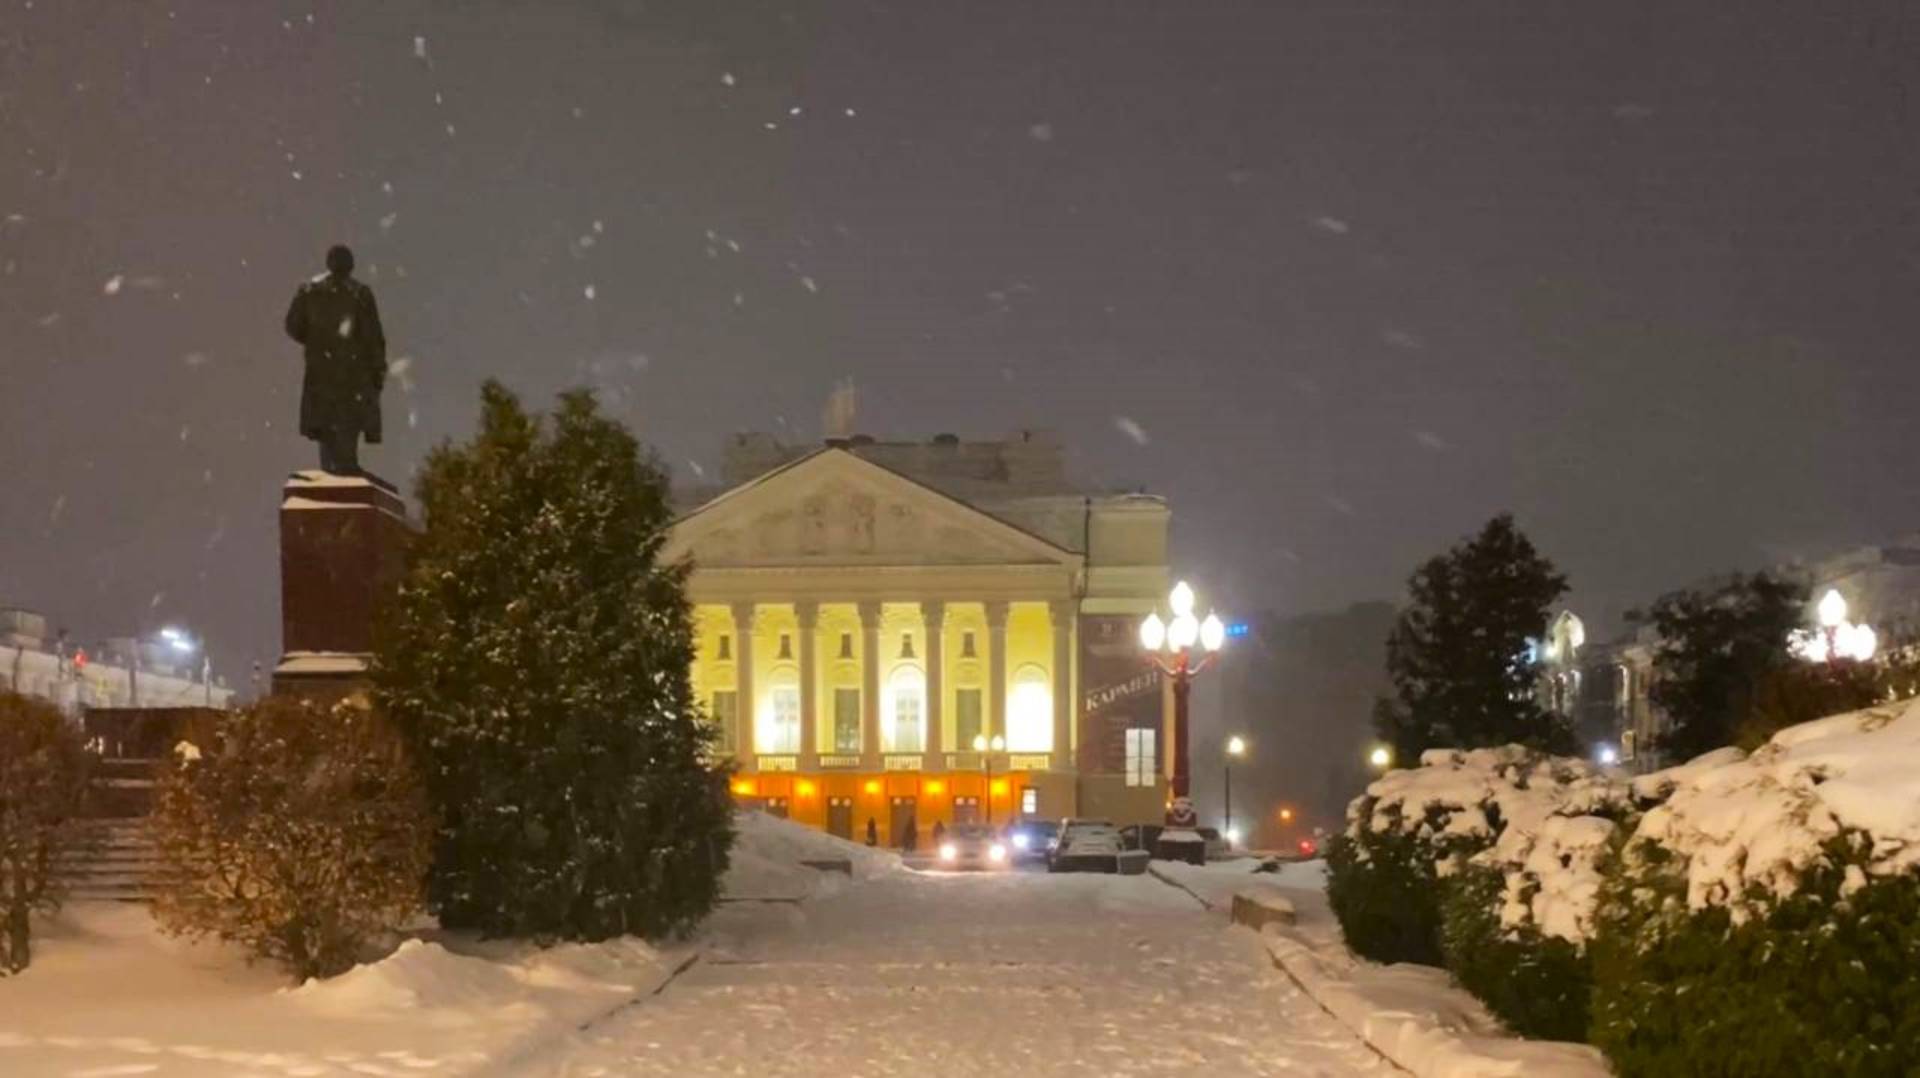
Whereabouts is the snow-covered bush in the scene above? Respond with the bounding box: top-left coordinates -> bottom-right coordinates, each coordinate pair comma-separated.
1329,745 -> 1633,1037
152,697 -> 432,981
0,691 -> 90,975
1590,699 -> 1920,1075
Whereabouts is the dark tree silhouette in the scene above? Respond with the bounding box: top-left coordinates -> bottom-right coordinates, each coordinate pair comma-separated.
1374,515 -> 1572,760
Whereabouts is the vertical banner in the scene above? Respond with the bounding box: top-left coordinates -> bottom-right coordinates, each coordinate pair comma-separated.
1078,614 -> 1162,774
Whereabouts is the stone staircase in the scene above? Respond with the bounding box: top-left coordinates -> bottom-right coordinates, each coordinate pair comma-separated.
54,756 -> 164,902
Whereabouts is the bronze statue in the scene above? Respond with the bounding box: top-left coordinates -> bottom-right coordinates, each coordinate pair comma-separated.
284,245 -> 387,474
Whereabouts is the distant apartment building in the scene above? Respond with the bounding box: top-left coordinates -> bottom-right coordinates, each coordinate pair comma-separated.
665,430 -> 1174,846
1,607 -> 234,714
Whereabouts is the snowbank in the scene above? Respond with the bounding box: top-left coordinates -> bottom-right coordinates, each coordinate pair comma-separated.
1262,920 -> 1610,1078
1149,856 -> 1326,909
0,903 -> 673,1077
1354,746 -> 1633,943
1629,696 -> 1920,918
721,809 -> 901,900
0,809 -> 893,1075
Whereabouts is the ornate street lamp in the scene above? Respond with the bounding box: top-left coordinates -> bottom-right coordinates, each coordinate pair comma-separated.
972,732 -> 1006,828
1790,588 -> 1878,664
1138,580 -> 1226,815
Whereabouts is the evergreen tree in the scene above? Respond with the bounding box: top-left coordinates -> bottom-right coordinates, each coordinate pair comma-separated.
1633,571 -> 1807,760
374,382 -> 731,941
1373,514 -> 1571,759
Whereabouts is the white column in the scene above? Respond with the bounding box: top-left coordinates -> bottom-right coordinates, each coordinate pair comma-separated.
797,601 -> 819,770
985,601 -> 1009,746
730,601 -> 756,770
859,600 -> 882,768
924,601 -> 945,771
1049,600 -> 1075,772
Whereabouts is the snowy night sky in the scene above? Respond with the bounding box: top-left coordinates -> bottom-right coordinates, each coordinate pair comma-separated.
3,2 -> 1918,685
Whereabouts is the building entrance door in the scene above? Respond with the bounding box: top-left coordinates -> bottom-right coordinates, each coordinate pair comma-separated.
764,797 -> 790,820
889,796 -> 917,849
952,796 -> 980,827
826,797 -> 854,840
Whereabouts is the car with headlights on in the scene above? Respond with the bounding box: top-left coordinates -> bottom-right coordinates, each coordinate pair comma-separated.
1005,819 -> 1058,864
935,824 -> 1011,871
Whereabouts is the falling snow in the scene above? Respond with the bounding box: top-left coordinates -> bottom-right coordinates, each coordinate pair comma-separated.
1114,416 -> 1149,445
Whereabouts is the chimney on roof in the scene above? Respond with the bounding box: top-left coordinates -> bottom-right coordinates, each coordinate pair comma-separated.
822,378 -> 857,441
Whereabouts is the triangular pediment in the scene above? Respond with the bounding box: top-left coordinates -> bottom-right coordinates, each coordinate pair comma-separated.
663,450 -> 1079,570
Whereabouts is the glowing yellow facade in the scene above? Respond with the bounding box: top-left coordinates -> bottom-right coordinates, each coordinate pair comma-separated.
664,439 -> 1172,845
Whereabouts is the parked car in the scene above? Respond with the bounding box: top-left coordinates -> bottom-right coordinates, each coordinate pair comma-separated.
935,824 -> 1010,871
1050,817 -> 1123,873
1119,823 -> 1163,852
1006,819 -> 1058,864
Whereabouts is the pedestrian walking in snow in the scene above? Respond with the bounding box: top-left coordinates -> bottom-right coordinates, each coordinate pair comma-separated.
865,817 -> 878,847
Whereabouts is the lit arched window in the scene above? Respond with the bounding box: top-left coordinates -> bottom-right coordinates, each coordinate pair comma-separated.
883,664 -> 925,753
1007,664 -> 1053,752
759,665 -> 801,754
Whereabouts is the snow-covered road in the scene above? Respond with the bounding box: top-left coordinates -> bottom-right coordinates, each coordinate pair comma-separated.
530,868 -> 1389,1077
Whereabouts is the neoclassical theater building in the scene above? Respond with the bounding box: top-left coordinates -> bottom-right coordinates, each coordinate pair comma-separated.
663,430 -> 1173,845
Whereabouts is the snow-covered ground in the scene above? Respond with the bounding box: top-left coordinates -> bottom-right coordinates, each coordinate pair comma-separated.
6,814 -> 1594,1076
522,862 -> 1389,1077
1150,857 -> 1608,1078
0,901 -> 675,1076
0,814 -> 888,1077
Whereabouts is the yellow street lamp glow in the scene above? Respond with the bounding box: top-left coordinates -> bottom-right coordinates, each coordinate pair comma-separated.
972,733 -> 1005,752
1278,806 -> 1294,823
1368,745 -> 1392,769
1139,611 -> 1167,652
1169,612 -> 1200,650
1819,588 -> 1849,629
1226,735 -> 1246,757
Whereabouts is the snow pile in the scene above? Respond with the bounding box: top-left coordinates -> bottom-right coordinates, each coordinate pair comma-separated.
1628,696 -> 1920,918
1353,746 -> 1633,943
721,809 -> 900,900
0,903 -> 676,1077
1262,924 -> 1610,1078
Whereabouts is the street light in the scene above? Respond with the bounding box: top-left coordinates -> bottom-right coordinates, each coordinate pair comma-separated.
1139,580 -> 1227,816
1791,589 -> 1878,664
1367,744 -> 1393,770
1223,735 -> 1246,846
160,627 -> 213,706
972,732 -> 1006,828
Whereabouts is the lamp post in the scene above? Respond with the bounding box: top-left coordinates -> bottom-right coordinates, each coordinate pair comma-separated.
159,626 -> 208,706
1138,581 -> 1227,816
1790,589 -> 1878,665
1223,735 -> 1246,846
972,732 -> 1005,828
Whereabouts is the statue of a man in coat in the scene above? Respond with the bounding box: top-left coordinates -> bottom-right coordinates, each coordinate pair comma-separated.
284,245 -> 387,474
